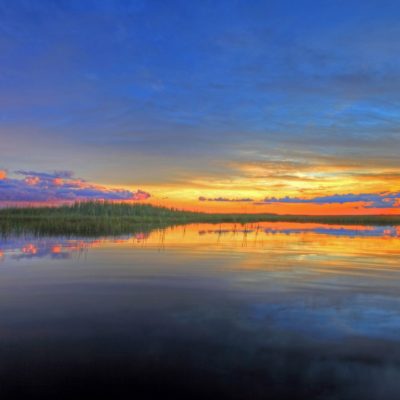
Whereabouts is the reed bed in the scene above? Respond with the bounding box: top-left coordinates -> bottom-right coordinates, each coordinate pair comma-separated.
1,201 -> 399,237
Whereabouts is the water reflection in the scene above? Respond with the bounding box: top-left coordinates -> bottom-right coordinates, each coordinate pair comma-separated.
0,233 -> 150,261
1,222 -> 400,399
1,222 -> 399,262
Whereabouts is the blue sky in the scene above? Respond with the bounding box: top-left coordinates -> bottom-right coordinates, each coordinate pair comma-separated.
1,0 -> 400,212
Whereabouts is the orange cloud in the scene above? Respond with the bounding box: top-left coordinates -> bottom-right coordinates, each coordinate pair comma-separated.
0,170 -> 6,180
52,178 -> 63,186
24,176 -> 40,185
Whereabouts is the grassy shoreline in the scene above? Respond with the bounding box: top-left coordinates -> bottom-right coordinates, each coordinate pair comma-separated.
1,202 -> 400,236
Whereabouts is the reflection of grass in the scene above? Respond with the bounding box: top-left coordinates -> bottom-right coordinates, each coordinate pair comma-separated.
1,202 -> 400,236
0,216 -> 171,237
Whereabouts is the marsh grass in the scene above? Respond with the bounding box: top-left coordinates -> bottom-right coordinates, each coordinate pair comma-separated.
1,201 -> 399,237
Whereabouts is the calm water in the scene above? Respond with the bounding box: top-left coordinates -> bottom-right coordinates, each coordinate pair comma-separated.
1,222 -> 400,399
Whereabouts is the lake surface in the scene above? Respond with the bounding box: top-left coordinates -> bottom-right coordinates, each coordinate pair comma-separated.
1,222 -> 400,399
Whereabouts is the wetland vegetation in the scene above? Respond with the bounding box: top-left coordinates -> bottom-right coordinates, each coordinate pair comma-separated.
1,201 -> 400,237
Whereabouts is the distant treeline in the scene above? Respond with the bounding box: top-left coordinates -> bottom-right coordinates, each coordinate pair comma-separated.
0,201 -> 399,236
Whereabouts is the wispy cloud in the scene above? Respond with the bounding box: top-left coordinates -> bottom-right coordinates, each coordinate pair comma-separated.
0,170 -> 150,203
261,193 -> 400,209
199,196 -> 254,202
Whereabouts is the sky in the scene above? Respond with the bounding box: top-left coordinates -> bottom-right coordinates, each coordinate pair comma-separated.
1,0 -> 400,214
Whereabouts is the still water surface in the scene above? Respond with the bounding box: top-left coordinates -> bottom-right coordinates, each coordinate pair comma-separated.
1,222 -> 400,399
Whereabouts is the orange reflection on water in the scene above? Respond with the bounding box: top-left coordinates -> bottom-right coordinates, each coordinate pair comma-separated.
51,245 -> 62,254
21,244 -> 38,255
1,223 -> 400,270
78,222 -> 400,267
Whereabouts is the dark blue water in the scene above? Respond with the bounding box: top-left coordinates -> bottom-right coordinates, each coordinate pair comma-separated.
1,223 -> 400,399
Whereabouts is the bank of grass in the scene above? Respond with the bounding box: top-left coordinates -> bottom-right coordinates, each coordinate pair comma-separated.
0,201 -> 399,236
